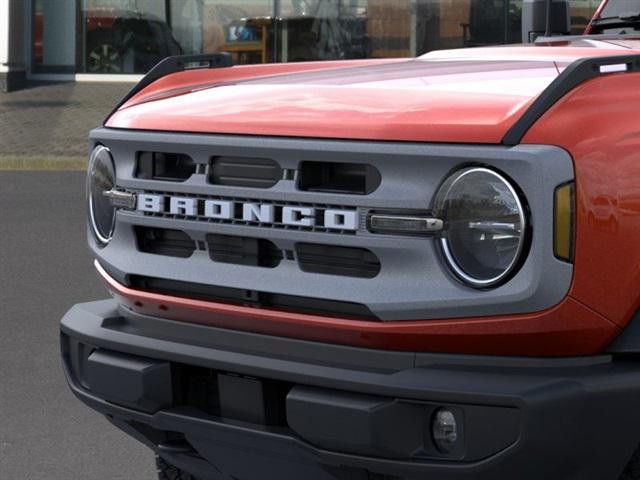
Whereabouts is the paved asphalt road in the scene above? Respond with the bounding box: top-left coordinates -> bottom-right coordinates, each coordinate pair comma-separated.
0,172 -> 156,479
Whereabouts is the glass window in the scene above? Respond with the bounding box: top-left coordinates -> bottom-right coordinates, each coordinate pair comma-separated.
601,0 -> 640,18
76,0 -> 536,75
171,1 -> 273,64
569,0 -> 599,34
276,0 -> 369,61
594,0 -> 640,34
33,0 -> 76,73
81,0 -> 182,73
435,0 -> 523,50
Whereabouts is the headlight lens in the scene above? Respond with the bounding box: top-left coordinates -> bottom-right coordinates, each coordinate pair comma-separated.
88,145 -> 116,244
434,167 -> 527,288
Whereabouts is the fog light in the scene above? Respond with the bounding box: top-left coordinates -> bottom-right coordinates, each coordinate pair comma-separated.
432,408 -> 458,453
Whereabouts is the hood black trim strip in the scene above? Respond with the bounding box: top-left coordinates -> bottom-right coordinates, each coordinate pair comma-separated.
503,54 -> 640,146
104,53 -> 233,125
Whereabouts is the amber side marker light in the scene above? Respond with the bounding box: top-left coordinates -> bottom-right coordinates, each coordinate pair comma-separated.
554,182 -> 575,262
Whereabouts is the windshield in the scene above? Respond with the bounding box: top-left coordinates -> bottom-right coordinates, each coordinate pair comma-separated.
601,0 -> 640,18
592,0 -> 640,34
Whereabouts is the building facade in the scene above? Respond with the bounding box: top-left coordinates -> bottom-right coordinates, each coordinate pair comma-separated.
1,0 -> 600,91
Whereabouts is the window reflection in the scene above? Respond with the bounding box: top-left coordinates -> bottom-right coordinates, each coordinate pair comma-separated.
82,0 -> 182,73
74,0 -> 600,74
34,0 -> 76,73
569,0 -> 599,34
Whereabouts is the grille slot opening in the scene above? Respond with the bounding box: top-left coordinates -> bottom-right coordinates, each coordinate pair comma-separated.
209,156 -> 282,188
136,227 -> 196,258
206,234 -> 282,268
296,243 -> 381,279
298,161 -> 381,195
128,276 -> 377,320
136,152 -> 196,182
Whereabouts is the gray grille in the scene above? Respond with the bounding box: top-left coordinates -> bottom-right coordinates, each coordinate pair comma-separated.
91,127 -> 574,321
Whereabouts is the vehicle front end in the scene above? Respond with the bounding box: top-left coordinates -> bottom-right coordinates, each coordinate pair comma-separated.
62,35 -> 640,480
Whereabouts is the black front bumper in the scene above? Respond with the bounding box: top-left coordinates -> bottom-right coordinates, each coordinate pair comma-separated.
61,300 -> 640,480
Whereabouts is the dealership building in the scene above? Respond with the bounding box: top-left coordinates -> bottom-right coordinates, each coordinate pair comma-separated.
1,0 -> 600,91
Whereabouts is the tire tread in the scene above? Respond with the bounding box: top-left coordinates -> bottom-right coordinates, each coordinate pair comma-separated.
156,455 -> 197,480
620,444 -> 640,480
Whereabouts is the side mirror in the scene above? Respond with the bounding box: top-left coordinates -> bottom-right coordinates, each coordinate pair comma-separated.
522,0 -> 571,43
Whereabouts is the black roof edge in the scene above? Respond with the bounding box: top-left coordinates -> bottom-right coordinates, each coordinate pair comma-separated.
502,54 -> 640,146
534,33 -> 640,44
103,53 -> 233,125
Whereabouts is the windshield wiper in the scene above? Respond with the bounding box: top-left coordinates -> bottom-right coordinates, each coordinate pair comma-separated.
591,11 -> 640,32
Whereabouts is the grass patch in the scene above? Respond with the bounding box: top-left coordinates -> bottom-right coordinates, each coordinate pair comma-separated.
0,156 -> 87,171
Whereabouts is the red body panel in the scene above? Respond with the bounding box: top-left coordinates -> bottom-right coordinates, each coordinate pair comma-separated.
98,261 -> 618,356
107,42 -> 639,144
122,59 -> 402,107
523,72 -> 640,329
108,58 -> 558,144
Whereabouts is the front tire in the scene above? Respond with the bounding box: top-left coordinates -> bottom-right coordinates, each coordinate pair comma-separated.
156,455 -> 197,480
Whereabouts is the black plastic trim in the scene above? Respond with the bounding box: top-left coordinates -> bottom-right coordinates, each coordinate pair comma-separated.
64,300 -> 613,396
136,152 -> 196,182
503,54 -> 640,145
589,19 -> 640,34
60,300 -> 640,480
206,233 -> 282,268
86,349 -> 173,413
607,310 -> 640,354
104,53 -> 233,124
127,276 -> 377,320
535,34 -> 640,44
209,156 -> 282,189
298,161 -> 381,195
135,227 -> 196,258
296,243 -> 381,278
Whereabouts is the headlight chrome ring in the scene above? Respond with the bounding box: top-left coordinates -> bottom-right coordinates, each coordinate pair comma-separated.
87,145 -> 117,245
435,167 -> 528,289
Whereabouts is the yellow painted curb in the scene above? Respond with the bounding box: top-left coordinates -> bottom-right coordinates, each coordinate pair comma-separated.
0,156 -> 87,171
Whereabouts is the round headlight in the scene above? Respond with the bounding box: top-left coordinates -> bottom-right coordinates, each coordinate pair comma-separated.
88,145 -> 116,244
434,167 -> 527,288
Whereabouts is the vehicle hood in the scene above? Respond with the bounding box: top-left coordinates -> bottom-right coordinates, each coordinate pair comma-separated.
106,40 -> 640,144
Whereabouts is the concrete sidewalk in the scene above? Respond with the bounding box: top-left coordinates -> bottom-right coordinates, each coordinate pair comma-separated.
0,82 -> 132,170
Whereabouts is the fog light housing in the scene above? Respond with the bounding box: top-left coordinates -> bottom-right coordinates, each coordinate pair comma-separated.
88,145 -> 116,245
432,408 -> 459,453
